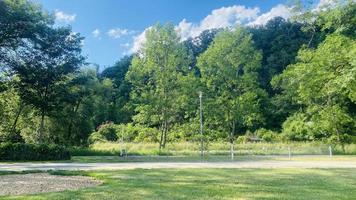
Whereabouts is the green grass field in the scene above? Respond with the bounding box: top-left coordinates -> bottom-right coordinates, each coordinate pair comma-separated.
2,168 -> 356,200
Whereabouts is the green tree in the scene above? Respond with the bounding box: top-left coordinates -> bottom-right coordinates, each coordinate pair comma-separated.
7,26 -> 85,142
274,33 -> 356,144
249,17 -> 312,130
126,23 -> 191,149
101,56 -> 133,123
197,27 -> 266,148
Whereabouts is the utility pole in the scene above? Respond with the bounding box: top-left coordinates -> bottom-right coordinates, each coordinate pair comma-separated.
199,91 -> 204,158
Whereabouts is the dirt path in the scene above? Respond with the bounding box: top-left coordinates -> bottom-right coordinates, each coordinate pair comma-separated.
0,173 -> 102,196
1,160 -> 356,171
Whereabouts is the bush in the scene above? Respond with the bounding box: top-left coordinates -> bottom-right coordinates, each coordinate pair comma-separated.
254,128 -> 281,142
89,122 -> 118,143
236,136 -> 248,144
0,143 -> 71,161
281,113 -> 313,141
88,123 -> 160,144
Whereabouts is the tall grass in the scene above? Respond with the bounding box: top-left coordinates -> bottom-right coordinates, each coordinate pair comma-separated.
70,142 -> 356,156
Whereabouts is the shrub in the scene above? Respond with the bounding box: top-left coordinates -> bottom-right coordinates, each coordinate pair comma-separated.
89,122 -> 118,143
89,123 -> 160,144
236,136 -> 248,144
0,143 -> 71,161
281,113 -> 313,141
254,128 -> 281,142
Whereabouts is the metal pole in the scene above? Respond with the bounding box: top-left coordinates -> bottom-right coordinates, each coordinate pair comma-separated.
329,145 -> 332,158
199,91 -> 204,158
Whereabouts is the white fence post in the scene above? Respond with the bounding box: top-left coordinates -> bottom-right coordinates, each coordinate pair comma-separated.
329,146 -> 333,158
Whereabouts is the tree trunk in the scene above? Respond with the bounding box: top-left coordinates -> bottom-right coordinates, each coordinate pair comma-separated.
162,120 -> 168,149
230,121 -> 235,160
307,27 -> 316,48
11,102 -> 24,135
67,100 -> 81,142
38,109 -> 45,143
159,124 -> 164,150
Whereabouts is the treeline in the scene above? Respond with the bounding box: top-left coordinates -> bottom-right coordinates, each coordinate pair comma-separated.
0,0 -> 355,148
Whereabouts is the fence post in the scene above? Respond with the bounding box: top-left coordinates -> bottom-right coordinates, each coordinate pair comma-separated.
231,142 -> 234,160
288,146 -> 291,160
329,145 -> 332,158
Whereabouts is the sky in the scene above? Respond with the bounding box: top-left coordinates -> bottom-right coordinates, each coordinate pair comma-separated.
34,0 -> 326,70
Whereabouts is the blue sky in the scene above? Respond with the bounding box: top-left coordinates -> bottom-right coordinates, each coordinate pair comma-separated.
34,0 -> 324,70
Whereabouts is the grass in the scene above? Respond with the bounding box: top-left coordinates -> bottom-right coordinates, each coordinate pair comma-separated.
2,168 -> 356,199
70,155 -> 356,163
2,154 -> 356,164
71,142 -> 356,156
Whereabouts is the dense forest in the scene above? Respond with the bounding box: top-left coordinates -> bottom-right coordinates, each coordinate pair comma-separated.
0,0 -> 355,149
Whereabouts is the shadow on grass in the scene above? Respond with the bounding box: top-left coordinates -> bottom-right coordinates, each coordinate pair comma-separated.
2,168 -> 356,200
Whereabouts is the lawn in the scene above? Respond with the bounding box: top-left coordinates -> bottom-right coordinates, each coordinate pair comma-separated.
2,168 -> 356,200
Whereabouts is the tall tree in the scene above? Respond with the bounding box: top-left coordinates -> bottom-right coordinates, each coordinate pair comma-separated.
198,27 -> 267,149
273,33 -> 356,144
6,26 -> 85,142
101,56 -> 133,123
249,17 -> 312,130
126,23 -> 191,149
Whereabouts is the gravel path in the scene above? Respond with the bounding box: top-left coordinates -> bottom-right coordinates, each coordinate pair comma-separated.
1,160 -> 356,171
0,173 -> 102,196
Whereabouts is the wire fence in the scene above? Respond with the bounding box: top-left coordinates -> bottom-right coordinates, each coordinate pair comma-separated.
84,142 -> 356,161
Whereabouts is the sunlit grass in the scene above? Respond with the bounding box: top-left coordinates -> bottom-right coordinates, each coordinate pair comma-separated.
70,155 -> 356,163
72,142 -> 356,156
2,168 -> 356,199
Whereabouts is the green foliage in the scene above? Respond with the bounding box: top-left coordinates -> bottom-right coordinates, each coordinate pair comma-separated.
89,123 -> 118,143
276,33 -> 356,144
198,27 -> 266,140
254,128 -> 280,142
88,123 -> 160,144
0,0 -> 355,149
127,23 -> 193,148
0,142 -> 70,161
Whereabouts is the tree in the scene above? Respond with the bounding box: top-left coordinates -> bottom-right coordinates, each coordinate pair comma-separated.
248,17 -> 312,130
0,0 -> 52,72
6,26 -> 85,142
183,29 -> 221,75
197,27 -> 266,151
101,56 -> 133,123
0,0 -> 51,48
274,33 -> 356,144
126,23 -> 191,149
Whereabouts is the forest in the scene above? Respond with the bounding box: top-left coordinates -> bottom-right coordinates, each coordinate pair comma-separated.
0,0 -> 355,150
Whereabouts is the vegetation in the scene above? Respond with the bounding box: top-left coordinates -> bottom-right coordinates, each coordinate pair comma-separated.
1,168 -> 356,199
0,143 -> 70,161
0,0 -> 355,153
72,141 -> 356,157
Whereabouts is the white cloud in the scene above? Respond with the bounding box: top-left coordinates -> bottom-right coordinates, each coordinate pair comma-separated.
317,0 -> 334,8
131,4 -> 294,53
131,27 -> 151,53
92,29 -> 101,38
249,4 -> 291,26
107,28 -> 135,39
55,10 -> 76,23
314,0 -> 341,11
176,5 -> 259,41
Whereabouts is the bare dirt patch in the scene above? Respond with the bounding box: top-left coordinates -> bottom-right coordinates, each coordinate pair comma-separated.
0,173 -> 102,196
